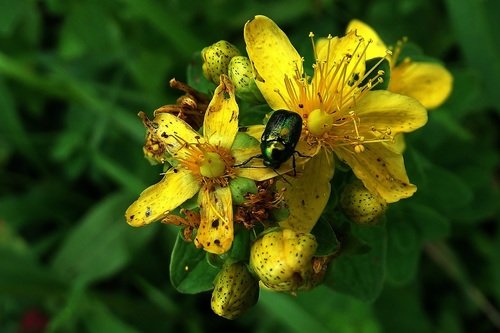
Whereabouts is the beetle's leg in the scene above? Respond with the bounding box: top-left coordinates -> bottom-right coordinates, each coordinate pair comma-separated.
295,150 -> 312,158
273,169 -> 292,186
233,154 -> 263,167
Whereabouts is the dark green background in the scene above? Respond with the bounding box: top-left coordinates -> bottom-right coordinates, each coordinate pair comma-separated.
1,0 -> 499,332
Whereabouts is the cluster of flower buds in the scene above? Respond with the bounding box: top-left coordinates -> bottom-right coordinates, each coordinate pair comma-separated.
202,40 -> 264,102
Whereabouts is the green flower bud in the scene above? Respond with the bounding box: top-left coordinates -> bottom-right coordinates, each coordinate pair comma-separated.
201,40 -> 240,84
340,179 -> 387,224
249,228 -> 317,292
211,262 -> 259,320
228,56 -> 264,103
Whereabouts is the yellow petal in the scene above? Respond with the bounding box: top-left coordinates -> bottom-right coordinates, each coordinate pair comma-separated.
278,149 -> 334,233
195,186 -> 233,254
153,113 -> 205,160
125,168 -> 200,227
346,19 -> 388,59
233,145 -> 277,181
314,31 -> 367,104
353,90 -> 428,137
316,31 -> 365,70
335,143 -> 416,203
232,136 -> 319,181
204,75 -> 239,150
244,15 -> 302,110
384,134 -> 406,154
295,133 -> 322,157
242,124 -> 264,141
389,61 -> 453,109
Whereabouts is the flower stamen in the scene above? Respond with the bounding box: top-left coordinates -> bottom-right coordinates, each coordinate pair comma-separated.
273,29 -> 400,155
391,36 -> 408,66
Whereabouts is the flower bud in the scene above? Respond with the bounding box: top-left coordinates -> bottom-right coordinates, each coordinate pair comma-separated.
340,179 -> 387,224
249,228 -> 317,292
201,40 -> 241,84
228,56 -> 264,103
211,262 -> 259,320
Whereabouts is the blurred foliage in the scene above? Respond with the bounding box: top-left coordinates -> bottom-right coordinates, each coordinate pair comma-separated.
0,0 -> 499,332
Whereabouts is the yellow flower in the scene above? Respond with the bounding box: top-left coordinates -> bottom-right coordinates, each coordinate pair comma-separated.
346,19 -> 453,110
125,75 -> 277,254
244,15 -> 428,205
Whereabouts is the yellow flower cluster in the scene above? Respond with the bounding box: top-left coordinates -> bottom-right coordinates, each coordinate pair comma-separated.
125,15 -> 452,318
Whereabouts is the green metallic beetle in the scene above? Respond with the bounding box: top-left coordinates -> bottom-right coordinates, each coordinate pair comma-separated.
260,109 -> 303,169
237,109 -> 305,172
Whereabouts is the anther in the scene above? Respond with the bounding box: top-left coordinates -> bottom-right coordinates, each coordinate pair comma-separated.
354,144 -> 365,153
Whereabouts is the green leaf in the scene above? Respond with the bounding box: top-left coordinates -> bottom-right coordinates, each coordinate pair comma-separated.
429,111 -> 473,142
334,219 -> 372,256
324,223 -> 387,302
229,177 -> 258,205
239,104 -> 270,127
444,69 -> 482,119
227,227 -> 251,262
385,218 -> 420,284
206,231 -> 254,271
270,206 -> 290,222
231,131 -> 260,150
51,193 -> 155,285
311,217 -> 340,257
206,252 -> 224,269
419,166 -> 473,219
385,203 -> 449,284
455,169 -> 499,223
409,204 -> 450,241
169,231 -> 219,294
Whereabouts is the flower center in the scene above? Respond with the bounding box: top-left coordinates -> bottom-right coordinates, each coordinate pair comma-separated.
174,141 -> 235,187
199,152 -> 226,178
274,31 -> 395,152
307,109 -> 335,136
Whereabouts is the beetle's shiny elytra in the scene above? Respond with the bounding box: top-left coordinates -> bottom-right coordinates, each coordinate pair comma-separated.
260,109 -> 303,169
